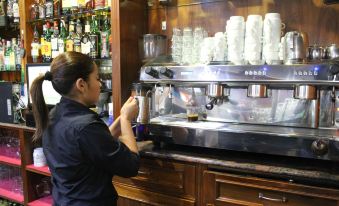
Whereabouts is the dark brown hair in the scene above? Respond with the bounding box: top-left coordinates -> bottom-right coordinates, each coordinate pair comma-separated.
30,52 -> 95,142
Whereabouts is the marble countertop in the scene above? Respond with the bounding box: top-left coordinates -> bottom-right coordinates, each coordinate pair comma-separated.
137,141 -> 339,188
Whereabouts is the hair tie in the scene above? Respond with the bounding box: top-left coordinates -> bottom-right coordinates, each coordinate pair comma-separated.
44,71 -> 53,81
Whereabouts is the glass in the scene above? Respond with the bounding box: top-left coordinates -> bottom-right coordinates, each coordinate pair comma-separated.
186,105 -> 199,122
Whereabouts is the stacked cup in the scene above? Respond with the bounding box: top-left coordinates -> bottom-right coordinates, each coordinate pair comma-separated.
182,27 -> 194,65
226,16 -> 245,65
192,27 -> 206,64
171,28 -> 182,64
244,15 -> 263,65
262,13 -> 282,64
213,32 -> 227,62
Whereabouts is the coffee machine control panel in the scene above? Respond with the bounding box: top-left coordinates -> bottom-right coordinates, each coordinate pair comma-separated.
140,64 -> 338,84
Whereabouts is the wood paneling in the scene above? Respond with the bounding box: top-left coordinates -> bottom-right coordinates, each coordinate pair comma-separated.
203,170 -> 339,206
148,0 -> 339,52
112,0 -> 147,118
113,157 -> 196,200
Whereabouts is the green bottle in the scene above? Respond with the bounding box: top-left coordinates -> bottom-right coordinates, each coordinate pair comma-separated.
89,15 -> 99,59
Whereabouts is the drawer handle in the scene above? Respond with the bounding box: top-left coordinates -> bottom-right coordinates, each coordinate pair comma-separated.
258,193 -> 287,203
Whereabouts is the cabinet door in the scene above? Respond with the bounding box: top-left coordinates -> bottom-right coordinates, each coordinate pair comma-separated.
113,157 -> 196,204
203,170 -> 339,206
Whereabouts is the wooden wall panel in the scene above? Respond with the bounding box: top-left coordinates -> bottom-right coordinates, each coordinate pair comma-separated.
148,0 -> 339,52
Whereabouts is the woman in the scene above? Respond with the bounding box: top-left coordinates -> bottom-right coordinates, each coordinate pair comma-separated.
30,51 -> 139,206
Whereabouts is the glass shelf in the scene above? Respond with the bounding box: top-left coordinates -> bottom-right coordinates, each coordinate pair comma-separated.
27,7 -> 111,24
28,195 -> 53,206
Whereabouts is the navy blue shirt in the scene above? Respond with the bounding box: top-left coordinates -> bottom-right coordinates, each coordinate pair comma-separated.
43,97 -> 140,206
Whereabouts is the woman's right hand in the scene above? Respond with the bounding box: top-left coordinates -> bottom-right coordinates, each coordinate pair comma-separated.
120,97 -> 138,122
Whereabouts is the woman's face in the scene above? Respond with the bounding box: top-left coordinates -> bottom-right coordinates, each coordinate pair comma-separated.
83,64 -> 101,106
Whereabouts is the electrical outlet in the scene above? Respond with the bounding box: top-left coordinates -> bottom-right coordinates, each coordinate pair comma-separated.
161,21 -> 166,30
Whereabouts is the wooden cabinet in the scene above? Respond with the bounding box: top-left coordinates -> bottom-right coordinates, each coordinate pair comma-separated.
113,157 -> 197,206
202,170 -> 339,206
113,157 -> 339,206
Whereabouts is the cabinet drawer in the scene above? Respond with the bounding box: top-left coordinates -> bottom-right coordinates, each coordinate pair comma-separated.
113,157 -> 196,200
203,171 -> 339,206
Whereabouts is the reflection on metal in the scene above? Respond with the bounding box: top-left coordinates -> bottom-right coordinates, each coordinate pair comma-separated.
294,85 -> 318,100
247,84 -> 268,98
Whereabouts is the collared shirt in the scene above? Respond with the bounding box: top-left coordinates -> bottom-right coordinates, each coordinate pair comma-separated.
43,97 -> 140,206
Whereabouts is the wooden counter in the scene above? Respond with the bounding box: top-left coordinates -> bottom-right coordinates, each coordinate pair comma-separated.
114,141 -> 339,206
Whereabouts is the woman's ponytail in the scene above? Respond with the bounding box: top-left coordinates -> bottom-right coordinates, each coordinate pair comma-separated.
30,74 -> 49,142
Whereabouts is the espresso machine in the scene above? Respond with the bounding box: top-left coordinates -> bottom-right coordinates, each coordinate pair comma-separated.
136,58 -> 339,161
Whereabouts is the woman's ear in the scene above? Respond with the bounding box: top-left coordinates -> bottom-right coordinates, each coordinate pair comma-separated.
74,78 -> 87,93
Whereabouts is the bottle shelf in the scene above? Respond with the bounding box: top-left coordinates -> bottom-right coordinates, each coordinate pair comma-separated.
0,186 -> 24,204
27,195 -> 53,206
26,164 -> 51,177
27,7 -> 111,24
0,155 -> 21,167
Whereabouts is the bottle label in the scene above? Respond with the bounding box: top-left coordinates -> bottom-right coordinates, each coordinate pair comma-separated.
81,41 -> 91,55
45,42 -> 52,57
58,39 -> 65,53
95,0 -> 105,9
74,38 -> 81,52
89,35 -> 98,58
51,38 -> 58,50
101,32 -> 109,58
39,5 -> 46,19
66,40 -> 74,51
13,3 -> 19,18
31,42 -> 40,56
46,2 -> 54,17
40,39 -> 45,56
52,50 -> 59,58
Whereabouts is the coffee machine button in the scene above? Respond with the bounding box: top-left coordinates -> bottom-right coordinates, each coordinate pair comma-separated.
160,67 -> 174,78
145,67 -> 159,78
311,139 -> 329,156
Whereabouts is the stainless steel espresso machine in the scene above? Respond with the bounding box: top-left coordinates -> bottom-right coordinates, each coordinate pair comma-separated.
136,58 -> 339,161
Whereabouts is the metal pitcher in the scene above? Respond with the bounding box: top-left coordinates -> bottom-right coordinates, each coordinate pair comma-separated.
132,83 -> 153,124
283,31 -> 305,64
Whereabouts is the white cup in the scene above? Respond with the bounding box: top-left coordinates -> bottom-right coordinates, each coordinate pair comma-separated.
33,147 -> 47,167
263,13 -> 283,64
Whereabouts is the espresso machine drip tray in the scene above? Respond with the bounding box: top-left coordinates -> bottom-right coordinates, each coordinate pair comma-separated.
149,116 -> 339,161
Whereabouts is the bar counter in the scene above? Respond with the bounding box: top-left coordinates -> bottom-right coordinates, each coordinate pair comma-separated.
137,141 -> 339,188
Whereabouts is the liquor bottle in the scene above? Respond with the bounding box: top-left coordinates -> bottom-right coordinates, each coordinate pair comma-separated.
94,0 -> 105,9
100,15 -> 110,58
78,0 -> 86,12
45,0 -> 54,18
85,0 -> 94,11
38,0 -> 46,19
15,35 -> 22,70
73,19 -> 82,53
105,0 -> 111,8
12,0 -> 19,23
0,40 -> 4,71
7,0 -> 13,18
58,21 -> 67,54
70,0 -> 79,14
31,26 -> 40,63
81,20 -> 91,55
40,24 -> 47,62
9,39 -> 16,70
44,22 -> 52,62
89,15 -> 99,58
51,21 -> 59,59
61,0 -> 71,15
53,0 -> 62,17
5,41 -> 12,70
66,21 -> 75,52
30,0 -> 40,20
